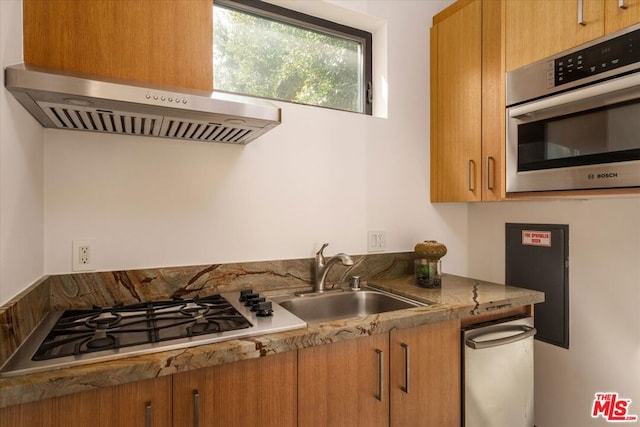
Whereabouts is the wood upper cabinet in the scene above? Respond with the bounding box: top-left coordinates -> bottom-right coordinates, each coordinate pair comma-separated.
22,0 -> 213,91
605,0 -> 640,33
0,376 -> 172,427
430,0 -> 503,202
172,351 -> 297,427
505,0 -> 605,72
298,334 -> 390,427
430,0 -> 482,202
390,320 -> 461,427
506,0 -> 640,72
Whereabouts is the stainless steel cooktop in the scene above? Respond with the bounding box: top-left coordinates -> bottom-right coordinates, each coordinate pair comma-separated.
0,291 -> 306,377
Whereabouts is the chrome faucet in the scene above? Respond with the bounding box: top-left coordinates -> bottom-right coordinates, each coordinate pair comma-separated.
313,243 -> 354,293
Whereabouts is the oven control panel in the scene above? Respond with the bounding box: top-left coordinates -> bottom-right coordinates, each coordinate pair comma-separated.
552,27 -> 640,87
508,23 -> 640,107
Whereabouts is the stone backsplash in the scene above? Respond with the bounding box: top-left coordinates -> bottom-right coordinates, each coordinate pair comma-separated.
0,252 -> 415,366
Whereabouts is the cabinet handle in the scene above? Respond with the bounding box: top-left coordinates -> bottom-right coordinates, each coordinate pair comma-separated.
578,0 -> 586,25
145,402 -> 152,427
486,156 -> 495,191
193,390 -> 200,427
619,0 -> 628,8
375,348 -> 384,402
467,159 -> 475,191
401,343 -> 410,394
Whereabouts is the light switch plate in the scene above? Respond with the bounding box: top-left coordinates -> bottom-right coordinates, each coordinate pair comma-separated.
367,231 -> 386,252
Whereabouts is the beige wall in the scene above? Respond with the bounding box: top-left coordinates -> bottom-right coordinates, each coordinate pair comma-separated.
40,0 -> 466,275
0,0 -> 44,304
468,198 -> 640,426
1,0 -> 464,298
4,0 -> 638,424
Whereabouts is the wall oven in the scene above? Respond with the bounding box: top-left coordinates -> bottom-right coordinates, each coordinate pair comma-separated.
506,24 -> 640,193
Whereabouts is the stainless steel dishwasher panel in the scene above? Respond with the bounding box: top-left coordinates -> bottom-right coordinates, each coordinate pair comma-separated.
463,316 -> 536,427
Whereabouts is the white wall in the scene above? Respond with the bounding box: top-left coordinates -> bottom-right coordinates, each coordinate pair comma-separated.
39,0 -> 465,275
2,0 -> 639,424
468,198 -> 640,426
0,0 -> 44,304
0,0 -> 466,291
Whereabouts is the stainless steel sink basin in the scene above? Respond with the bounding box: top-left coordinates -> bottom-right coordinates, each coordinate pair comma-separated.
273,288 -> 422,323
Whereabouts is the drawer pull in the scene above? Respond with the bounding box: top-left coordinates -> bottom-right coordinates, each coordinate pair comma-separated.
486,156 -> 495,191
376,348 -> 384,402
145,402 -> 152,427
578,0 -> 586,25
467,159 -> 475,191
401,343 -> 410,394
193,390 -> 200,427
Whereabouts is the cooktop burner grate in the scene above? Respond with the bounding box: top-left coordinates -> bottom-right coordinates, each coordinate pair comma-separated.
0,290 -> 307,377
32,294 -> 252,361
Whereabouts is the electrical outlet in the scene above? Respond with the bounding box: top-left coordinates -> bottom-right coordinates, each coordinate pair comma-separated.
367,230 -> 386,252
72,240 -> 96,271
79,245 -> 90,265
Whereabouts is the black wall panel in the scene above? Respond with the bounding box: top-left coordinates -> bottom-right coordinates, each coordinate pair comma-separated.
506,223 -> 569,349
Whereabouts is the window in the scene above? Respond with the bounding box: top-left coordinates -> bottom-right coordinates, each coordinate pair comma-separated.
213,0 -> 373,115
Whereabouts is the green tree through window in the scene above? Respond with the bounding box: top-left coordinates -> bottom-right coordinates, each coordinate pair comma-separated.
214,1 -> 372,114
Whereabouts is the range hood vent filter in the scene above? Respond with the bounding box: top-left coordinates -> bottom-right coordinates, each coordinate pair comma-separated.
38,101 -> 260,143
5,64 -> 281,144
39,101 -> 162,137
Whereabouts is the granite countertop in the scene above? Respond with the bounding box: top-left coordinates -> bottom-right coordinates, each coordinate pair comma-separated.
0,274 -> 544,409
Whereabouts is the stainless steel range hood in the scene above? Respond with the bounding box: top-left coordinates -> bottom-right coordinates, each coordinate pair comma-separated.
4,63 -> 281,144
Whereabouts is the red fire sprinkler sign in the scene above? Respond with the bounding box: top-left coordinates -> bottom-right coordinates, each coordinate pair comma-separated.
522,230 -> 552,247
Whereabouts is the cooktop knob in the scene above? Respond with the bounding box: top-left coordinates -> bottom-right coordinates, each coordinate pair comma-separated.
250,297 -> 266,311
256,301 -> 273,317
239,290 -> 255,302
243,293 -> 260,306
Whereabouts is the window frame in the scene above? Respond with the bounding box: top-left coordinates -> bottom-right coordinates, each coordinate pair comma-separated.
213,0 -> 373,115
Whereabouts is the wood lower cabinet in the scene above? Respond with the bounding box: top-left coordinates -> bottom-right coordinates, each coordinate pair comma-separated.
1,321 -> 465,427
0,376 -> 172,427
172,351 -> 297,427
298,321 -> 461,427
298,334 -> 390,427
390,320 -> 461,427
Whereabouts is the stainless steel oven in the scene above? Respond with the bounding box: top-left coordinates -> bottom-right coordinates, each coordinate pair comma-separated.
506,24 -> 640,193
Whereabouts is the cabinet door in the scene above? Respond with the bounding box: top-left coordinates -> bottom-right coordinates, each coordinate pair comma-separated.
0,376 -> 172,427
173,351 -> 297,427
481,0 -> 505,201
605,0 -> 640,34
505,0 -> 605,71
390,320 -> 460,427
23,0 -> 213,91
430,0 -> 482,202
298,334 -> 389,427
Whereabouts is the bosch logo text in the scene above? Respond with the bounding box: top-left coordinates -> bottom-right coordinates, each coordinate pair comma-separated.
588,173 -> 618,180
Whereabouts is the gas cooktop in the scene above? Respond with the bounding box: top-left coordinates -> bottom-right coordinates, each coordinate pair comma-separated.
0,291 -> 306,377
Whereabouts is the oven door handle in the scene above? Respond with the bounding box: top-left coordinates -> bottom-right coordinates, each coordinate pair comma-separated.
509,71 -> 640,120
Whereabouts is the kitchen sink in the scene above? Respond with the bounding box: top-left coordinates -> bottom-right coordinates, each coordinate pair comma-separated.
272,288 -> 423,323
